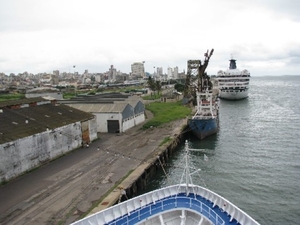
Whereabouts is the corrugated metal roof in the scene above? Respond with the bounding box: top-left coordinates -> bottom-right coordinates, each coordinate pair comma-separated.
66,102 -> 129,113
60,99 -> 124,104
115,100 -> 140,108
60,92 -> 133,103
0,104 -> 94,144
0,97 -> 47,108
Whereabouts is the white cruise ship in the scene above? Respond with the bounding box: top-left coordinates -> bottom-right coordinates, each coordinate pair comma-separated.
217,59 -> 250,100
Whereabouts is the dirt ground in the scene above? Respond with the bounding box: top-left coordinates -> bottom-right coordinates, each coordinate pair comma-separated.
0,110 -> 188,225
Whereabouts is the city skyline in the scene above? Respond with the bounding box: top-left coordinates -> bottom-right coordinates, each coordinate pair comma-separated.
1,63 -> 178,77
1,0 -> 300,76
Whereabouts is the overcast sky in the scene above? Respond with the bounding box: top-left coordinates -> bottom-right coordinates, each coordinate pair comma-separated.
1,0 -> 300,76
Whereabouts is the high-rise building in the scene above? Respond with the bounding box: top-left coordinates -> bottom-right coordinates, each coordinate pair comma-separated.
51,75 -> 59,85
131,62 -> 145,77
167,67 -> 173,79
53,70 -> 59,76
167,67 -> 179,79
109,65 -> 117,81
173,66 -> 179,79
157,67 -> 163,76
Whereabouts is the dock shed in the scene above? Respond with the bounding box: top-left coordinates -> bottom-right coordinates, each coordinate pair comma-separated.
63,93 -> 145,133
66,100 -> 145,133
0,98 -> 97,182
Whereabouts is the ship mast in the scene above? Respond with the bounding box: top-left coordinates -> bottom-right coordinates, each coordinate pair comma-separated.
181,140 -> 206,194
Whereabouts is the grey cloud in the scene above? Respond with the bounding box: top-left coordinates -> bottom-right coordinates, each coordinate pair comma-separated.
257,0 -> 300,21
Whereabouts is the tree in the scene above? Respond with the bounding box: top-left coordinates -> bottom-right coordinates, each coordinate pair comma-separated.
174,83 -> 185,92
147,76 -> 156,93
155,80 -> 162,95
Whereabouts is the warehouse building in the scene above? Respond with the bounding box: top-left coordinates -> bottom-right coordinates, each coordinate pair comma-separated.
0,98 -> 97,182
63,93 -> 145,133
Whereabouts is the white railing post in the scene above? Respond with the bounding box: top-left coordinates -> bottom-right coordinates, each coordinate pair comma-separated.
138,208 -> 140,220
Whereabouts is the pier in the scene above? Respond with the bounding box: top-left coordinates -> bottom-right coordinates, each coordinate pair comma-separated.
89,123 -> 187,216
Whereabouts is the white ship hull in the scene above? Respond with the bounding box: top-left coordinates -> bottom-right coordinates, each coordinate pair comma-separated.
219,88 -> 249,100
217,58 -> 250,101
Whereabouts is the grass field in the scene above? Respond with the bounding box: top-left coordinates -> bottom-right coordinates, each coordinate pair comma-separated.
0,93 -> 25,102
142,101 -> 191,129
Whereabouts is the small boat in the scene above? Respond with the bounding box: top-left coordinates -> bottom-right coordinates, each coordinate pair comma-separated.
188,90 -> 219,139
217,58 -> 250,100
70,140 -> 260,225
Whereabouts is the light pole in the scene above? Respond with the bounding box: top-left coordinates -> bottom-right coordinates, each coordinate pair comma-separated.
142,61 -> 145,78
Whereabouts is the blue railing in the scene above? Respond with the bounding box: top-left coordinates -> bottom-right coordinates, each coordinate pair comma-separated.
108,195 -> 225,225
71,185 -> 260,225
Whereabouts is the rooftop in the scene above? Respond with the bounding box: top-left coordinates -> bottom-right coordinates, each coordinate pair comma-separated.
0,104 -> 94,144
0,97 -> 47,108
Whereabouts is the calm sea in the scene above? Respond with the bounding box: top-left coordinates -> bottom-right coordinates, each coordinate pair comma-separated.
142,76 -> 300,225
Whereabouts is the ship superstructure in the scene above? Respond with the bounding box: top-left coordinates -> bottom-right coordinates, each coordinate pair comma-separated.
217,59 -> 250,100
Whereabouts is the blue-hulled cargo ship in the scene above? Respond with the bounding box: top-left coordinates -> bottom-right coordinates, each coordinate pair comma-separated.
186,49 -> 219,140
188,90 -> 219,139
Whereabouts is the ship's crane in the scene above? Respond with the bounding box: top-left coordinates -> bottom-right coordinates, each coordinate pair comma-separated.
183,49 -> 214,102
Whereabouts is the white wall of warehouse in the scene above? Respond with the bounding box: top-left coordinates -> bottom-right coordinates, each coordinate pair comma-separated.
88,117 -> 98,141
96,112 -> 145,133
134,112 -> 145,125
95,113 -> 121,133
122,116 -> 135,132
123,113 -> 145,132
0,120 -> 97,183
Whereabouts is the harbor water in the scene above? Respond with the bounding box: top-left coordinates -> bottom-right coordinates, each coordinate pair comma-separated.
142,76 -> 300,225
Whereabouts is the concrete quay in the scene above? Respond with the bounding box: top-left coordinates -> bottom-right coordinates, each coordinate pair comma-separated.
88,115 -> 188,217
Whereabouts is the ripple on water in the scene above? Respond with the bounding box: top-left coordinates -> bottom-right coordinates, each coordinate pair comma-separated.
141,76 -> 300,225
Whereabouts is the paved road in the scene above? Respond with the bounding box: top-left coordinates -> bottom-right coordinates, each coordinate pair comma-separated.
0,110 -> 186,225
